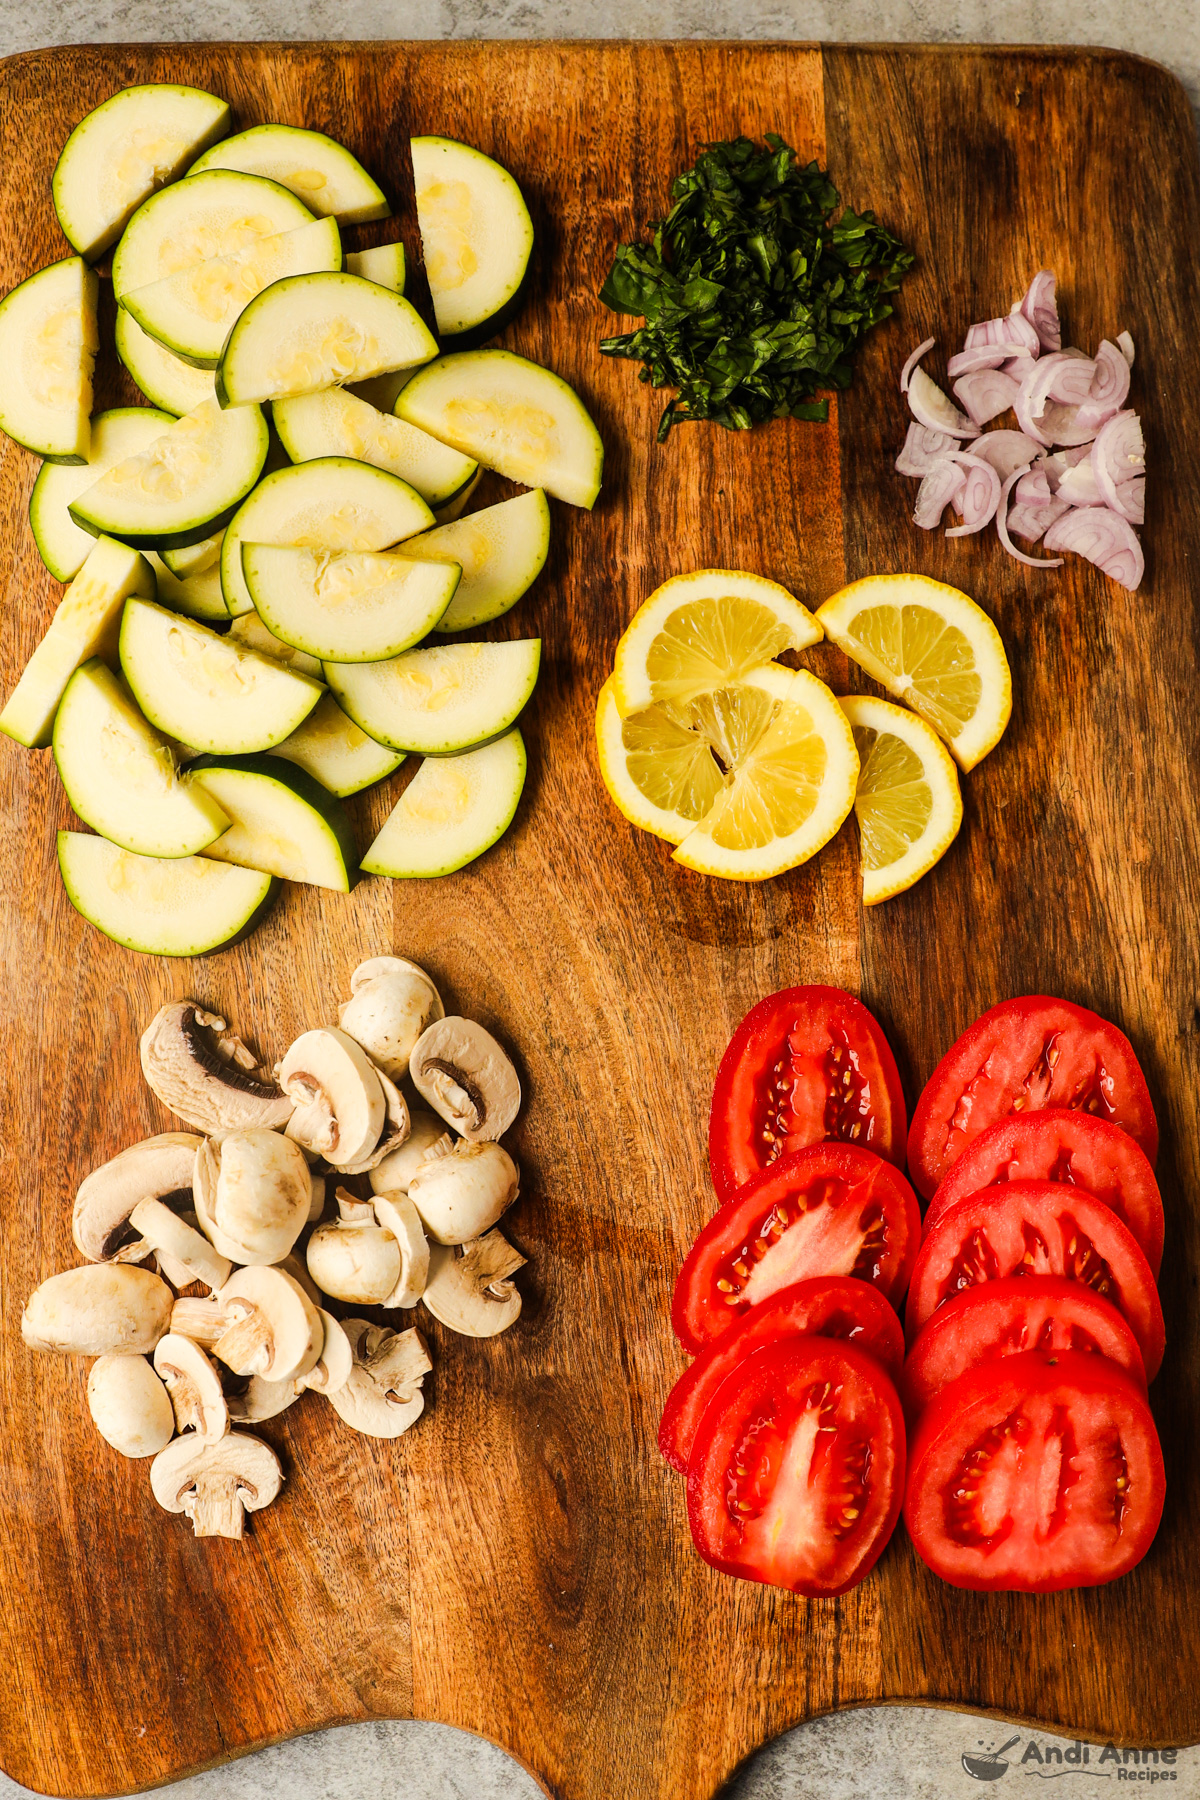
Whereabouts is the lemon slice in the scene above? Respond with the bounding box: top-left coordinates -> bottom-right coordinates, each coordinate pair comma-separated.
595,666 -> 794,844
815,574 -> 1011,771
672,668 -> 859,881
840,694 -> 963,904
612,570 -> 823,716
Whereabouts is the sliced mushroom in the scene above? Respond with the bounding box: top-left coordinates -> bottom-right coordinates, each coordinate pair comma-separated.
409,1017 -> 521,1142
371,1192 -> 430,1306
212,1266 -> 324,1383
406,1138 -> 520,1245
227,1375 -> 298,1422
168,1294 -> 238,1346
153,1333 -> 229,1443
229,1310 -> 352,1421
150,1432 -> 283,1539
141,1002 -> 293,1134
73,1133 -> 202,1264
87,1354 -> 175,1458
421,1230 -> 526,1338
22,1265 -> 173,1355
129,1198 -> 232,1292
306,1190 -> 402,1305
370,1109 -> 449,1196
325,1319 -> 432,1438
279,1028 -> 387,1168
337,956 -> 444,1079
193,1129 -> 312,1265
335,1067 -> 411,1175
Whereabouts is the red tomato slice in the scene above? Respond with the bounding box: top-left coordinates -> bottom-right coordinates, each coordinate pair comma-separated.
659,1276 -> 905,1474
904,1350 -> 1164,1591
925,1109 -> 1163,1275
900,1275 -> 1146,1418
673,1144 -> 921,1353
687,1337 -> 906,1597
905,1181 -> 1164,1379
907,996 -> 1158,1201
709,985 -> 907,1202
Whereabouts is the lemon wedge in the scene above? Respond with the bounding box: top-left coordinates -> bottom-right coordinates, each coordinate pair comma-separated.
840,694 -> 963,904
815,574 -> 1011,771
612,569 -> 822,716
672,668 -> 859,881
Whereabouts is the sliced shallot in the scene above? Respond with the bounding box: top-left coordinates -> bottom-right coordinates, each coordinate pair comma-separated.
1117,330 -> 1135,367
1015,270 -> 1062,352
1014,351 -> 1098,448
1043,505 -> 1144,591
907,366 -> 980,438
969,430 -> 1041,481
1015,467 -> 1053,505
952,369 -> 1019,426
913,457 -> 968,530
996,467 -> 1064,569
900,337 -> 936,394
895,421 -> 960,477
1042,444 -> 1092,492
947,345 -> 1010,377
1056,460 -> 1103,507
966,312 -> 1041,356
1007,499 -> 1070,543
945,453 -> 1001,537
1091,410 -> 1146,522
1073,340 -> 1131,434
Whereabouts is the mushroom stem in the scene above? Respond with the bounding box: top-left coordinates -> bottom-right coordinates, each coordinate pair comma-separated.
192,1479 -> 249,1539
170,1296 -> 238,1344
213,1304 -> 273,1377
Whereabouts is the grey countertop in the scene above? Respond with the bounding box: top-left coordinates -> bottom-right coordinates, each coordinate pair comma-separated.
2,5 -> 1198,1797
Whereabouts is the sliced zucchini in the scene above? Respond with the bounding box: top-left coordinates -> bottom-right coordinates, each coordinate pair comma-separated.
160,529 -> 223,578
0,537 -> 155,748
403,490 -> 550,633
30,406 -> 174,581
52,85 -> 231,261
326,638 -> 541,755
217,273 -> 438,407
411,137 -> 533,341
242,544 -> 458,662
346,243 -> 406,292
190,126 -> 389,225
268,692 -> 404,797
0,258 -> 98,462
69,399 -> 269,549
119,598 -> 323,753
395,350 -> 602,509
362,730 -> 526,878
434,469 -> 482,523
221,457 -> 434,618
115,308 -> 217,415
121,217 -> 342,368
272,386 -> 477,509
146,553 -> 228,622
190,754 -> 358,891
53,660 -> 230,857
112,170 -> 314,300
227,612 -> 324,679
58,830 -> 277,957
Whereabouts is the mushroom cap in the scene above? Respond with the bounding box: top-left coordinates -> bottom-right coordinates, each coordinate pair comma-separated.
406,1139 -> 519,1246
228,1375 -> 299,1422
338,957 -> 444,1079
129,1197 -> 232,1293
306,1214 -> 402,1306
150,1431 -> 282,1538
303,1310 -> 353,1394
153,1332 -> 229,1443
335,1067 -> 411,1176
280,1028 -> 386,1168
409,1018 -> 521,1142
22,1265 -> 174,1356
193,1129 -> 312,1266
87,1354 -> 175,1458
421,1230 -> 525,1338
370,1109 -> 449,1196
140,1002 -> 293,1135
73,1134 -> 202,1264
325,1320 -> 432,1438
215,1265 -> 324,1383
371,1192 -> 430,1306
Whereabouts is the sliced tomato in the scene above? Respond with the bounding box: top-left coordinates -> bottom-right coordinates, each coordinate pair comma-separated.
709,985 -> 907,1202
925,1109 -> 1163,1275
673,1144 -> 921,1353
907,996 -> 1158,1201
905,1181 -> 1164,1379
687,1337 -> 906,1597
659,1276 -> 905,1474
904,1350 -> 1164,1591
900,1275 -> 1146,1418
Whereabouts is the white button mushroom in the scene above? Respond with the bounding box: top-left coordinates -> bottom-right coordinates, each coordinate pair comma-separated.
87,1354 -> 175,1458
229,1310 -> 353,1423
193,1129 -> 313,1266
409,1017 -> 521,1142
72,1134 -> 203,1264
150,1432 -> 283,1538
212,1266 -> 324,1385
422,1230 -> 526,1338
22,1265 -> 174,1356
337,956 -> 444,1080
153,1333 -> 229,1444
129,1198 -> 232,1293
279,1028 -> 389,1168
140,1002 -> 293,1134
370,1192 -> 430,1306
406,1138 -> 520,1245
369,1109 -> 449,1196
324,1320 -> 432,1439
306,1191 -> 402,1305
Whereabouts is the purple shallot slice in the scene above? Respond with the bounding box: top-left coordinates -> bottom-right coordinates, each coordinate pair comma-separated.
1014,270 -> 1062,352
945,453 -> 1001,537
966,312 -> 1041,356
952,369 -> 1019,426
1091,411 -> 1146,523
913,457 -> 967,530
969,430 -> 1041,481
900,337 -> 936,394
895,421 -> 960,477
996,468 -> 1064,569
907,366 -> 979,438
1043,506 -> 1144,591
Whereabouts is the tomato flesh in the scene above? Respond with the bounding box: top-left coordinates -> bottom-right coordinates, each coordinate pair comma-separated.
709,985 -> 907,1202
900,1275 -> 1146,1418
907,996 -> 1158,1201
673,1144 -> 921,1352
687,1338 -> 905,1596
659,1276 -> 904,1474
924,1109 -> 1163,1276
905,1180 -> 1164,1379
904,1351 -> 1164,1591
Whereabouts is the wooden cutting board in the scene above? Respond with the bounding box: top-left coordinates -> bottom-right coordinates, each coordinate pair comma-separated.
0,39 -> 1197,1800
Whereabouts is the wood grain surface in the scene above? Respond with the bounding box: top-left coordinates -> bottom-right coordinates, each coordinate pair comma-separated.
0,39 -> 1197,1800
